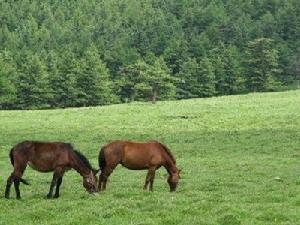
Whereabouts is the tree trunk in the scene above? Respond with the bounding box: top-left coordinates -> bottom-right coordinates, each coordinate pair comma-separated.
151,88 -> 158,104
130,94 -> 135,102
130,91 -> 136,102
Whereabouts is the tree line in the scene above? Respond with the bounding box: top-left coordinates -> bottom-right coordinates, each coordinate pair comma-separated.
0,0 -> 300,109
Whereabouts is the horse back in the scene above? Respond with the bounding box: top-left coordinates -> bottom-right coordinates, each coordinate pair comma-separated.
11,141 -> 72,172
103,141 -> 165,170
11,140 -> 34,160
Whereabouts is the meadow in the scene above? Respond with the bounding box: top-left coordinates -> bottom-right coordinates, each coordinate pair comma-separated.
1,90 -> 300,225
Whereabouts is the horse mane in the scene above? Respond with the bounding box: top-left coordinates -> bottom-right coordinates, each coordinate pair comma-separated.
157,142 -> 176,164
73,149 -> 93,170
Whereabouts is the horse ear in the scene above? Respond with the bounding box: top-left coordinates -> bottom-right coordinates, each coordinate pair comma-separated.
178,169 -> 182,178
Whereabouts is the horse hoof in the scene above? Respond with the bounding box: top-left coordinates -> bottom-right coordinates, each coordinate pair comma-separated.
53,195 -> 59,198
46,194 -> 52,199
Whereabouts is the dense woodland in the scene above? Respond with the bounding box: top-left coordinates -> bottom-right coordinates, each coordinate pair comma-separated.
0,0 -> 300,109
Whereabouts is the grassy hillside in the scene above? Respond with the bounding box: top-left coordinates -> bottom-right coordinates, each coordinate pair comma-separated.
1,91 -> 300,225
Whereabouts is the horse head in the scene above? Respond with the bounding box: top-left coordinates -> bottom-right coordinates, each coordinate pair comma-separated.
167,168 -> 181,192
83,169 -> 99,193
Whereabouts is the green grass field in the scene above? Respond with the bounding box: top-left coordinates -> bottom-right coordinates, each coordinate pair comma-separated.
1,91 -> 300,225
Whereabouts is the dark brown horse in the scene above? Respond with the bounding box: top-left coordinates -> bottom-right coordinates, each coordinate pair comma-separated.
98,140 -> 180,192
5,141 -> 99,199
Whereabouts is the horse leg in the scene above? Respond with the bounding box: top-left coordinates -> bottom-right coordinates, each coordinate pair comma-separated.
100,169 -> 110,191
98,169 -> 103,191
5,173 -> 14,199
149,169 -> 156,191
6,162 -> 27,199
144,167 -> 156,191
53,176 -> 63,198
47,173 -> 57,198
100,167 -> 114,191
47,171 -> 62,199
14,178 -> 21,199
98,172 -> 103,191
144,170 -> 152,190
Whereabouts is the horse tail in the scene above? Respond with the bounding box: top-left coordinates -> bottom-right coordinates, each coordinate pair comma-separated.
157,142 -> 176,164
9,145 -> 30,185
98,146 -> 106,171
9,148 -> 14,166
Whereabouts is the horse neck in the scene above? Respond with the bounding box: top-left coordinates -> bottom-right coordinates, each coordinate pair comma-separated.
69,151 -> 91,177
163,155 -> 177,175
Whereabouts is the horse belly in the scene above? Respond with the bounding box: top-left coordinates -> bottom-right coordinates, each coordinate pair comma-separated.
122,162 -> 148,170
28,160 -> 55,172
121,153 -> 159,170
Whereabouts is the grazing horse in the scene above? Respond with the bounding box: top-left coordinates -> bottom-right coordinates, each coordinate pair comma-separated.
98,140 -> 181,192
5,141 -> 99,199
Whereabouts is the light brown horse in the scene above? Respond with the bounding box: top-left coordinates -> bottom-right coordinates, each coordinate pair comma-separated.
5,141 -> 99,199
98,140 -> 180,192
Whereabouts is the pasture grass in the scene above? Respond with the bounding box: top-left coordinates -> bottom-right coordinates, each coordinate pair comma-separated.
1,90 -> 300,225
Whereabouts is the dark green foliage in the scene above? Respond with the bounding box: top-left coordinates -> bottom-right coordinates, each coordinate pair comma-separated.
210,44 -> 244,95
139,57 -> 176,103
49,50 -> 78,108
0,52 -> 17,109
197,57 -> 216,97
118,57 -> 175,103
177,57 -> 215,98
176,57 -> 199,99
118,59 -> 149,102
0,0 -> 299,108
16,53 -> 52,109
75,46 -> 117,106
245,38 -> 281,92
291,49 -> 300,88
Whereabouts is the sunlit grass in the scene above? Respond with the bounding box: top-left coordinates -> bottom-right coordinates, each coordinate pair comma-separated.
1,90 -> 300,225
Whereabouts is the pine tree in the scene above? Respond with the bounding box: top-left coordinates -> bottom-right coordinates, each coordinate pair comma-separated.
76,46 -> 117,106
210,44 -> 244,95
176,57 -> 199,99
177,57 -> 215,98
292,48 -> 300,89
0,53 -> 17,109
197,57 -> 216,97
118,57 -> 175,103
118,59 -> 148,102
245,38 -> 281,92
223,45 -> 245,94
142,57 -> 175,103
17,53 -> 52,109
0,0 -> 299,109
50,50 -> 78,108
